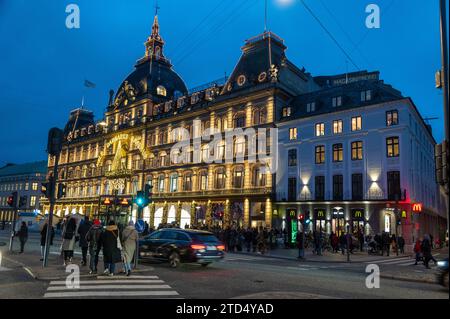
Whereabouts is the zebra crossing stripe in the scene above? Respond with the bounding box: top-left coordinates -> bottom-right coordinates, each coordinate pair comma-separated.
47,284 -> 172,291
379,258 -> 414,265
44,291 -> 180,298
50,280 -> 164,285
364,257 -> 411,264
96,275 -> 159,279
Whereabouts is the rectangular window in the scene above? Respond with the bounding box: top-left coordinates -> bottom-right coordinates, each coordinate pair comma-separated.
315,123 -> 325,137
315,176 -> 325,201
288,149 -> 297,167
361,90 -> 372,102
386,110 -> 399,126
332,96 -> 342,107
332,143 -> 343,162
333,175 -> 344,201
32,182 -> 38,191
351,116 -> 362,131
200,174 -> 208,191
333,120 -> 343,134
30,196 -> 36,207
387,171 -> 401,200
315,145 -> 325,164
351,174 -> 363,200
307,102 -> 316,113
288,177 -> 297,201
386,137 -> 400,157
351,141 -> 363,160
289,128 -> 298,140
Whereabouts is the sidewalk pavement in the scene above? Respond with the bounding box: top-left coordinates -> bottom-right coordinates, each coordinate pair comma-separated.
228,246 -> 448,285
1,250 -> 154,281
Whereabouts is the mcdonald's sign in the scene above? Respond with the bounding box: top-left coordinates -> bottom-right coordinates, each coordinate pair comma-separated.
351,209 -> 365,221
314,209 -> 326,220
103,198 -> 112,206
412,203 -> 422,213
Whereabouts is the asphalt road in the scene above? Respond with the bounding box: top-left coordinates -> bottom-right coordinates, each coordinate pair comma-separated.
0,231 -> 447,299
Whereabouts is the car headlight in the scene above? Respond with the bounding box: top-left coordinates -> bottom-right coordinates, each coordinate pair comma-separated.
437,261 -> 447,267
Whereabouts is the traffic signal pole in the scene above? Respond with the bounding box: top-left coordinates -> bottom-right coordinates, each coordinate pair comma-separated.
8,193 -> 18,252
43,155 -> 59,267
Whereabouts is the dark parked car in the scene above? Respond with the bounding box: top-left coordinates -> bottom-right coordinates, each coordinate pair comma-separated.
138,228 -> 225,268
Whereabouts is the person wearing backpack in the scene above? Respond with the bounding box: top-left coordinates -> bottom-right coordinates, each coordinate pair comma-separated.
86,219 -> 103,274
100,220 -> 122,276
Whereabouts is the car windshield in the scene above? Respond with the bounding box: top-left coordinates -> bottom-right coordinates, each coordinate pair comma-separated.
190,233 -> 219,243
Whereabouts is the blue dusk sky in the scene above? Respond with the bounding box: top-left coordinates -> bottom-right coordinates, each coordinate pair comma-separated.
0,0 -> 446,166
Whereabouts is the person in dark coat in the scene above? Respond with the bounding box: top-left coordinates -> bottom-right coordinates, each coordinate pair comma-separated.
422,234 -> 437,269
17,221 -> 28,253
244,228 -> 252,252
397,235 -> 405,254
100,220 -> 122,276
40,221 -> 55,261
86,219 -> 103,274
297,231 -> 305,259
357,229 -> 364,252
381,232 -> 390,256
77,216 -> 92,266
339,233 -> 346,255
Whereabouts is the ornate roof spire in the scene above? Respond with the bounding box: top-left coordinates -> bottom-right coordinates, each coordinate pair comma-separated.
143,4 -> 165,62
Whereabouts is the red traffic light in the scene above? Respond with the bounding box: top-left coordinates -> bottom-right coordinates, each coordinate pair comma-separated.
298,214 -> 304,221
7,196 -> 14,207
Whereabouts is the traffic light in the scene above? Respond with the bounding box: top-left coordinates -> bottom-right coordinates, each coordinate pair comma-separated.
435,140 -> 448,185
7,192 -> 18,208
144,184 -> 153,204
298,213 -> 305,222
305,211 -> 311,224
19,196 -> 27,208
135,191 -> 146,208
57,183 -> 67,199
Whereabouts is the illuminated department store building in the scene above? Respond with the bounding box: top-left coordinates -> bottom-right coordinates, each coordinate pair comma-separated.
43,14 -> 447,239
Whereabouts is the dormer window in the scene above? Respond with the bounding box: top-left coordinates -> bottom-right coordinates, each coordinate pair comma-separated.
282,107 -> 292,118
191,93 -> 200,104
307,102 -> 316,112
157,85 -> 167,97
361,90 -> 372,102
332,96 -> 342,107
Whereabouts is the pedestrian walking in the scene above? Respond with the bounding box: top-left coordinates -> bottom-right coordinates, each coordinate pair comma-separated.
77,216 -> 92,266
40,221 -> 55,261
256,227 -> 266,254
414,238 -> 422,265
339,232 -> 346,255
391,234 -> 398,256
100,220 -> 122,276
330,232 -> 339,253
358,228 -> 364,252
297,231 -> 305,259
381,232 -> 390,256
397,235 -> 405,254
244,228 -> 252,252
61,217 -> 78,266
422,234 -> 437,269
86,219 -> 103,274
121,220 -> 138,276
17,221 -> 28,253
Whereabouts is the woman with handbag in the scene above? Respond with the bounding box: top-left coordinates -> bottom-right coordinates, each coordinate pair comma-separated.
121,220 -> 138,276
100,220 -> 122,276
61,217 -> 77,266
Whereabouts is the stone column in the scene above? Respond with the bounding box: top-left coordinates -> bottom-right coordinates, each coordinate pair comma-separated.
245,102 -> 253,127
206,200 -> 212,228
224,199 -> 231,228
265,198 -> 272,228
150,203 -> 155,228
207,166 -> 214,190
266,96 -> 274,123
176,201 -> 182,226
244,162 -> 251,188
244,198 -> 250,228
225,165 -> 232,189
192,169 -> 198,192
190,201 -> 196,227
227,107 -> 233,129
162,201 -> 168,224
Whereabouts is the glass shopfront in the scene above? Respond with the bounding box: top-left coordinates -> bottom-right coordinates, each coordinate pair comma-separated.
331,207 -> 345,236
351,208 -> 365,234
314,208 -> 326,232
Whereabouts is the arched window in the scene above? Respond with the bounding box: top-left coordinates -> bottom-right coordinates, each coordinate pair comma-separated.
199,170 -> 208,191
170,173 -> 178,192
233,166 -> 244,188
201,145 -> 210,163
158,174 -> 165,192
82,165 -> 88,178
157,85 -> 167,97
253,166 -> 266,187
253,109 -> 261,125
183,172 -> 193,191
234,113 -> 246,128
214,168 -> 226,189
234,136 -> 246,158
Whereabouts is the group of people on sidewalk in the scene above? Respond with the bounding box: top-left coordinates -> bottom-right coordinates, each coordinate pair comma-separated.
36,216 -> 139,277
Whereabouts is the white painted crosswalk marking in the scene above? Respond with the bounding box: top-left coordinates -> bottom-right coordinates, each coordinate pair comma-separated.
44,275 -> 180,298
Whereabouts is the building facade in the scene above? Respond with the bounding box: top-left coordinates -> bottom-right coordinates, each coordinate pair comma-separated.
275,73 -> 448,247
42,15 -> 313,229
0,161 -> 47,222
42,13 -> 447,241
